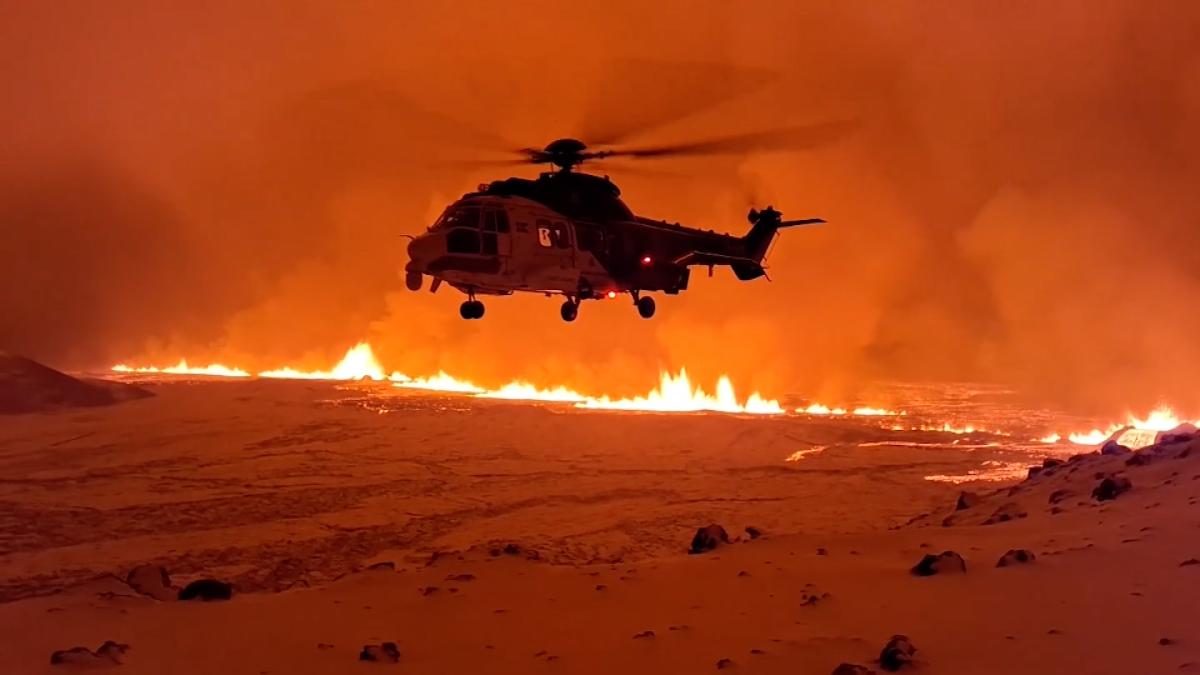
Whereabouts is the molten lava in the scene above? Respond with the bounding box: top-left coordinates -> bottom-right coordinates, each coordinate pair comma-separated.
112,360 -> 250,378
258,342 -> 395,381
578,370 -> 784,414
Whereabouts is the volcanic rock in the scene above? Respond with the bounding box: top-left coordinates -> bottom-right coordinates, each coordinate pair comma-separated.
744,525 -> 764,539
178,578 -> 233,601
366,561 -> 395,571
954,491 -> 980,510
996,549 -> 1036,567
632,630 -> 656,639
832,665 -> 877,675
1101,440 -> 1132,456
1048,489 -> 1073,505
359,642 -> 401,662
1092,475 -> 1132,501
878,635 -> 917,671
716,657 -> 735,669
1026,466 -> 1043,479
689,524 -> 730,554
50,640 -> 129,666
0,353 -> 152,414
911,551 -> 966,576
983,503 -> 1028,525
1043,458 -> 1064,469
125,564 -> 174,601
1159,424 -> 1198,445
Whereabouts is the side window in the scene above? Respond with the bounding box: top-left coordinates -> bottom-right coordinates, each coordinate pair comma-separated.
536,219 -> 553,248
482,210 -> 497,232
495,210 -> 510,233
552,222 -> 570,249
576,224 -> 603,253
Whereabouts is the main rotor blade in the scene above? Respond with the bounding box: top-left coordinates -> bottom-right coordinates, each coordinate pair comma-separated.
577,60 -> 778,146
602,119 -> 860,160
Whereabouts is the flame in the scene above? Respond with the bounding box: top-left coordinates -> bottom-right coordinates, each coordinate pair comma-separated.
259,342 -> 391,381
112,360 -> 250,378
1053,407 -> 1200,446
480,381 -> 587,403
396,371 -> 486,394
579,369 -> 784,414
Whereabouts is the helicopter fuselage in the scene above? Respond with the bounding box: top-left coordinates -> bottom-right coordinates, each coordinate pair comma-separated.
404,170 -> 818,321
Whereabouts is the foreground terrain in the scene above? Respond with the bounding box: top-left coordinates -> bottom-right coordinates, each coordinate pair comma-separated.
0,379 -> 1196,673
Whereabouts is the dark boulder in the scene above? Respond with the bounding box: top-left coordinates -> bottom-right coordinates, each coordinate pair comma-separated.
744,525 -> 764,539
1092,475 -> 1132,501
178,578 -> 233,601
911,551 -> 966,576
996,549 -> 1036,567
126,564 -> 174,601
359,642 -> 401,662
954,491 -> 980,511
1042,458 -> 1064,469
832,665 -> 876,675
878,635 -> 916,671
1048,489 -> 1073,505
983,503 -> 1028,525
1100,440 -> 1132,456
689,524 -> 730,554
50,640 -> 129,666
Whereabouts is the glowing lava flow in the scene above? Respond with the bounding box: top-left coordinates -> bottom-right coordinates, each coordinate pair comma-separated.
797,403 -> 903,417
395,371 -> 486,394
112,361 -> 250,378
258,343 -> 397,381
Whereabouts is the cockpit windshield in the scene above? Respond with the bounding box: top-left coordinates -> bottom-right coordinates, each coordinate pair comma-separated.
431,206 -> 480,232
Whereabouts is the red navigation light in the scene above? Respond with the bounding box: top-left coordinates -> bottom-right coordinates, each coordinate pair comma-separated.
641,255 -> 652,265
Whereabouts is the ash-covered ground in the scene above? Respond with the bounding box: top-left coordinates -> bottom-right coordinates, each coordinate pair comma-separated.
0,377 -> 1079,601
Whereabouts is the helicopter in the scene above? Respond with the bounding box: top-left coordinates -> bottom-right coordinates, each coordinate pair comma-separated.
404,128 -> 842,322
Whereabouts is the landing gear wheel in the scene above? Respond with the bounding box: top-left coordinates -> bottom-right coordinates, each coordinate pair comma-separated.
405,271 -> 423,291
459,300 -> 485,320
560,300 -> 579,322
636,295 -> 656,319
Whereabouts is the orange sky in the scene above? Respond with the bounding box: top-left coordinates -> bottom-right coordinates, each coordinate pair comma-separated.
2,1 -> 1199,416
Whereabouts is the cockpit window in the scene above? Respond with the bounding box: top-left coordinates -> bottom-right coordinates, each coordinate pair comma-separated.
433,206 -> 480,231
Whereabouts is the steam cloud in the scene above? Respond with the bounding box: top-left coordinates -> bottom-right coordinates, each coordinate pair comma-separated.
3,1 -> 1198,416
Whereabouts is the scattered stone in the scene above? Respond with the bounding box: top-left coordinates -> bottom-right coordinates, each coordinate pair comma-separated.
1125,452 -> 1154,467
444,573 -> 475,582
359,642 -> 401,662
1047,628 -> 1062,635
737,570 -> 750,577
419,586 -> 439,596
50,641 -> 129,666
689,524 -> 730,554
816,547 -> 829,556
749,648 -> 765,655
668,624 -> 691,631
1160,637 -> 1177,646
177,579 -> 232,601
954,491 -> 980,510
317,643 -> 334,650
996,549 -> 1036,567
1092,475 -> 1132,501
1042,458 -> 1064,469
366,561 -> 395,571
799,589 -> 830,606
911,551 -> 966,576
833,665 -> 877,675
595,584 -> 607,591
1101,440 -> 1132,456
125,564 -> 174,601
744,526 -> 764,540
878,635 -> 916,671
716,657 -> 735,669
1179,559 -> 1199,567
1048,489 -> 1073,505
1026,465 -> 1043,480
632,630 -> 655,640
983,503 -> 1028,525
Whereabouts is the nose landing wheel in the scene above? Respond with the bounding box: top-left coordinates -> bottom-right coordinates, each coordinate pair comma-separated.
635,295 -> 656,319
459,300 -> 485,320
405,271 -> 423,291
560,299 -> 579,322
